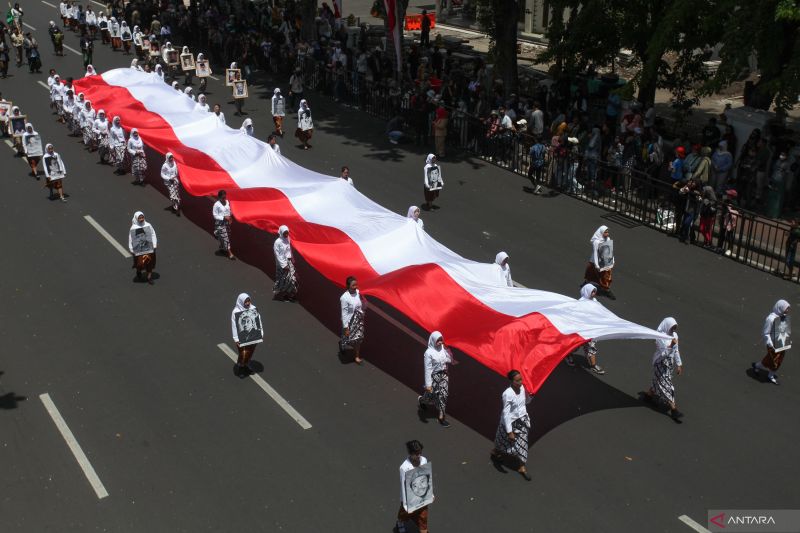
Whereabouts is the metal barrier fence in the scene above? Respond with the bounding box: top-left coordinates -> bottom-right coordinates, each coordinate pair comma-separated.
296,59 -> 798,283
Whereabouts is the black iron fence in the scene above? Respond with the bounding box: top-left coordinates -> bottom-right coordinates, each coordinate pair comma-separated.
294,58 -> 798,283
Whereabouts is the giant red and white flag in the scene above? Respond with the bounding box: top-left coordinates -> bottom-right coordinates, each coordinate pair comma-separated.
73,70 -> 668,392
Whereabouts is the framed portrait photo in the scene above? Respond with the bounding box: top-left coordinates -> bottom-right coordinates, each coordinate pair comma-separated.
234,308 -> 264,347
24,134 -> 43,157
166,50 -> 179,66
402,462 -> 434,513
225,68 -> 241,87
233,80 -> 248,99
10,115 -> 27,137
130,225 -> 155,256
121,29 -> 132,41
180,53 -> 195,71
0,100 -> 13,116
195,59 -> 211,78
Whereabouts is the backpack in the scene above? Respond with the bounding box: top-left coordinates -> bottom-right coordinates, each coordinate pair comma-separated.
529,143 -> 546,169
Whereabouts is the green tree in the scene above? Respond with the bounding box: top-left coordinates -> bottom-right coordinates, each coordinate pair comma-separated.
476,0 -> 520,97
702,0 -> 800,112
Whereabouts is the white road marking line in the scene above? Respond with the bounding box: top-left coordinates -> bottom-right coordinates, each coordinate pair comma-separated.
368,304 -> 426,347
41,0 -> 57,7
4,139 -> 14,149
217,343 -> 312,430
63,44 -> 81,56
37,80 -> 50,90
208,75 -> 220,81
39,393 -> 109,499
23,22 -> 37,31
512,281 -> 528,288
90,0 -> 105,7
83,215 -> 132,258
678,515 -> 711,533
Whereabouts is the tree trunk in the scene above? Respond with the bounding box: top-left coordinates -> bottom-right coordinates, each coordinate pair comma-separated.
637,75 -> 657,107
299,0 -> 318,42
492,0 -> 519,97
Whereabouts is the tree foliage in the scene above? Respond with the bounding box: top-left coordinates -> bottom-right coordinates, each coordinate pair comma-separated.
538,0 -> 800,112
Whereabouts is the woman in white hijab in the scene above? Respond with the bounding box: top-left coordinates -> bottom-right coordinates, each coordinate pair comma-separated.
565,284 -> 605,374
418,331 -> 453,427
642,317 -> 683,422
423,153 -> 443,211
295,98 -> 313,150
154,63 -> 164,81
22,123 -> 41,178
231,293 -> 263,376
495,251 -> 512,287
84,64 -> 96,76
583,225 -> 615,300
80,100 -> 96,148
194,93 -> 209,113
240,118 -> 254,136
69,94 -> 85,136
127,128 -> 146,185
195,52 -> 209,93
130,58 -> 143,71
340,275 -> 366,364
171,80 -> 180,92
120,21 -> 132,54
752,299 -> 791,385
406,206 -> 424,230
128,211 -> 157,284
160,152 -> 181,215
184,86 -> 195,101
181,46 -> 194,86
93,109 -> 109,162
42,143 -> 67,201
109,115 -> 127,174
273,225 -> 298,301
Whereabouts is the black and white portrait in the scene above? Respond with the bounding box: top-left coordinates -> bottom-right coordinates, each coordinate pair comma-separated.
120,29 -> 132,41
771,315 -> 791,352
10,115 -> 26,137
166,50 -> 179,66
425,165 -> 442,190
598,239 -> 614,271
402,462 -> 434,513
234,308 -> 264,347
129,226 -> 155,256
233,80 -> 248,99
24,134 -> 43,157
180,53 -> 195,71
46,156 -> 64,180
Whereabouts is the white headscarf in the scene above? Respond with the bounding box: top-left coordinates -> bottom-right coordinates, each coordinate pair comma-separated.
164,152 -> 174,164
772,299 -> 790,316
171,81 -> 179,90
579,283 -> 597,301
230,61 -> 238,69
234,292 -> 253,312
155,64 -> 164,79
298,99 -> 309,115
426,153 -> 436,165
591,225 -> 609,244
427,331 -> 443,351
197,52 -> 205,61
407,206 -> 420,220
240,118 -> 253,135
278,224 -> 290,242
274,87 -> 281,95
130,58 -> 141,70
495,251 -> 509,268
85,64 -> 96,76
182,45 -> 189,54
653,317 -> 678,363
130,210 -> 149,230
129,128 -> 143,149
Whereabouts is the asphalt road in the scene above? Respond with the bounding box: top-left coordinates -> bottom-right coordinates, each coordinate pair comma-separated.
1,4 -> 799,532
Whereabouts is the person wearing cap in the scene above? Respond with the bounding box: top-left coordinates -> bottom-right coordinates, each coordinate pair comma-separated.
271,87 -> 285,137
669,145 -> 686,182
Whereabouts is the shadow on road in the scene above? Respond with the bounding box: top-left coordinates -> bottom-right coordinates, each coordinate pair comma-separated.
0,372 -> 28,410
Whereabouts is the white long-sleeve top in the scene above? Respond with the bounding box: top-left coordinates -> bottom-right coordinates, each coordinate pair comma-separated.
340,290 -> 363,328
500,385 -> 532,433
80,107 -> 96,128
399,456 -> 428,503
93,117 -> 108,136
652,333 -> 682,367
109,125 -> 125,147
127,136 -> 144,156
128,223 -> 157,252
160,161 -> 178,182
52,83 -> 64,102
424,346 -> 451,388
42,152 -> 66,179
214,111 -> 226,126
212,200 -> 231,221
273,236 -> 292,268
